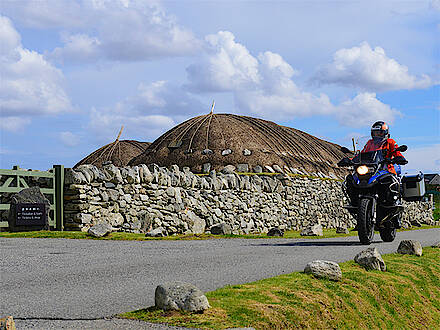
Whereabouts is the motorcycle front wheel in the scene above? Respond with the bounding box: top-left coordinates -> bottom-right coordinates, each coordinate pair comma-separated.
358,198 -> 375,245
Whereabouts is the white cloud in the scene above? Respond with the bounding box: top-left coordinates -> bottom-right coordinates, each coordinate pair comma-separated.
313,42 -> 435,92
13,0 -> 202,63
60,131 -> 80,147
88,80 -> 206,141
402,144 -> 440,174
0,117 -> 31,132
336,93 -> 401,127
0,16 -> 72,130
186,31 -> 399,126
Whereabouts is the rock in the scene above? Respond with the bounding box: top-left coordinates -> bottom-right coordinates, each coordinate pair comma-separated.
300,224 -> 323,236
8,186 -> 50,232
236,164 -> 249,173
243,149 -> 251,156
221,165 -> 236,174
202,163 -> 211,174
0,316 -> 15,330
210,222 -> 232,235
397,240 -> 423,256
102,164 -> 123,183
222,149 -> 232,156
202,149 -> 213,155
146,227 -> 167,237
264,165 -> 275,173
75,213 -> 92,224
432,241 -> 440,248
88,223 -> 112,238
155,282 -> 210,312
354,247 -> 386,271
267,227 -> 284,237
64,168 -> 87,185
108,213 -> 124,227
272,164 -> 283,173
253,165 -> 263,173
304,260 -> 342,281
336,226 -> 349,234
182,211 -> 206,234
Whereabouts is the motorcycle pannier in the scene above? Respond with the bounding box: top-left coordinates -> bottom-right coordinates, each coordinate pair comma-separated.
402,173 -> 425,201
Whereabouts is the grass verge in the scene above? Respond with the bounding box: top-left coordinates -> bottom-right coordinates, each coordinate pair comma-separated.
120,247 -> 440,329
0,224 -> 438,240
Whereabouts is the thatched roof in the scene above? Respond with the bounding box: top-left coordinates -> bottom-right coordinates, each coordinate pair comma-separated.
74,140 -> 151,169
129,113 -> 347,177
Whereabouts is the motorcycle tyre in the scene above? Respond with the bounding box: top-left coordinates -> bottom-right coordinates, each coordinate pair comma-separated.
358,198 -> 375,245
379,226 -> 396,242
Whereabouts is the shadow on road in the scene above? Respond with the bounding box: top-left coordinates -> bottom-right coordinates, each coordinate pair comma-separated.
255,240 -> 383,247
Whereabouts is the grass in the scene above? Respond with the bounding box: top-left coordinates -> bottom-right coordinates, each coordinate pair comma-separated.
120,247 -> 440,329
0,224 -> 438,240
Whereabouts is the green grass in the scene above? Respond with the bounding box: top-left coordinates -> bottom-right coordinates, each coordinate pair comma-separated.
121,247 -> 440,329
0,224 -> 438,240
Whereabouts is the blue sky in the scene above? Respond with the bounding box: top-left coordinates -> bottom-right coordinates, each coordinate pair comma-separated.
0,0 -> 439,174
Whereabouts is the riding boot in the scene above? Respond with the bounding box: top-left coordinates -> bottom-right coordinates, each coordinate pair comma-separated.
393,216 -> 402,229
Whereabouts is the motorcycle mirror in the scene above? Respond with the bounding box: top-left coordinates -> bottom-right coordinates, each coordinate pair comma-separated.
396,145 -> 407,152
340,147 -> 352,154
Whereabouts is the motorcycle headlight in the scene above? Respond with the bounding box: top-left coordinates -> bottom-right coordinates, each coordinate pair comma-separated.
356,165 -> 369,175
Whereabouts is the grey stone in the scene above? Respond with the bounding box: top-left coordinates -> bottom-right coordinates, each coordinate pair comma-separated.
243,149 -> 251,156
140,164 -> 154,183
221,165 -> 236,174
146,227 -> 167,237
397,240 -> 423,256
354,247 -> 386,271
236,164 -> 249,173
253,165 -> 263,173
102,164 -> 123,183
210,222 -> 232,235
104,182 -> 116,189
155,282 -> 210,312
267,228 -> 284,237
108,213 -> 124,227
202,149 -> 213,155
202,163 -> 211,174
64,169 -> 87,185
336,226 -> 349,234
300,224 -> 323,236
88,223 -> 112,238
75,213 -> 92,224
182,211 -> 205,234
222,149 -> 232,156
432,241 -> 440,248
273,164 -> 283,173
8,186 -> 50,232
304,260 -> 342,281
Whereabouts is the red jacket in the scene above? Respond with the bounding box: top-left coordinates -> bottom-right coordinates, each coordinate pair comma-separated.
362,138 -> 404,174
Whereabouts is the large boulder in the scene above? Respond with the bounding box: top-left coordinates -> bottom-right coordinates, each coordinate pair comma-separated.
304,260 -> 342,281
210,222 -> 232,235
354,247 -> 386,271
300,224 -> 323,236
182,211 -> 205,234
155,282 -> 210,312
8,186 -> 50,232
88,223 -> 112,238
146,227 -> 167,237
397,240 -> 423,256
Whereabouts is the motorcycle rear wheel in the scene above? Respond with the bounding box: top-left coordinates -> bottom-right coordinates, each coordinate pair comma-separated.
358,198 -> 375,245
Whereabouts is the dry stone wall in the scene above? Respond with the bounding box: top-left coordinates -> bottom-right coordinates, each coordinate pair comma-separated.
62,164 -> 435,235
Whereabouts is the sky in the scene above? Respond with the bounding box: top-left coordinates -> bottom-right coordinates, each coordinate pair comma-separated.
0,0 -> 439,174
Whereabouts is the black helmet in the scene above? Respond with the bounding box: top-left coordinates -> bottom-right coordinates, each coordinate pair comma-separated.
371,121 -> 389,141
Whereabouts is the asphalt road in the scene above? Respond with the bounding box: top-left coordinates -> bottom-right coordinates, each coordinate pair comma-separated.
1,229 -> 439,325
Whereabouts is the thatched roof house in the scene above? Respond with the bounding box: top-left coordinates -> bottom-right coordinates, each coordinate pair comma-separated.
74,140 -> 150,169
129,113 -> 346,177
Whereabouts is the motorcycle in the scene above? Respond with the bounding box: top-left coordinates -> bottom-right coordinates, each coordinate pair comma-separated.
338,143 -> 407,244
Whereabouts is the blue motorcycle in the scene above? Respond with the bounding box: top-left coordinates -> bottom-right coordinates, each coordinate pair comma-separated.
338,144 -> 407,244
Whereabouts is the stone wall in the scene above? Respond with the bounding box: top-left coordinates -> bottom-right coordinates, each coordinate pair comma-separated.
63,164 -> 435,234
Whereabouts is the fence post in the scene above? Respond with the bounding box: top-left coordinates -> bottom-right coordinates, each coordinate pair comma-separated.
54,165 -> 64,231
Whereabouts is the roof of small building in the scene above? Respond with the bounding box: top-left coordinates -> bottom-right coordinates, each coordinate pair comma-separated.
129,113 -> 347,177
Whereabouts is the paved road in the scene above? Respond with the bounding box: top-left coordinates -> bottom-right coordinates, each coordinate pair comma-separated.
1,229 -> 439,323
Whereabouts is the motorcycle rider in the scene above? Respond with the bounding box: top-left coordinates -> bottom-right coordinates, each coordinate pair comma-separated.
338,121 -> 408,227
